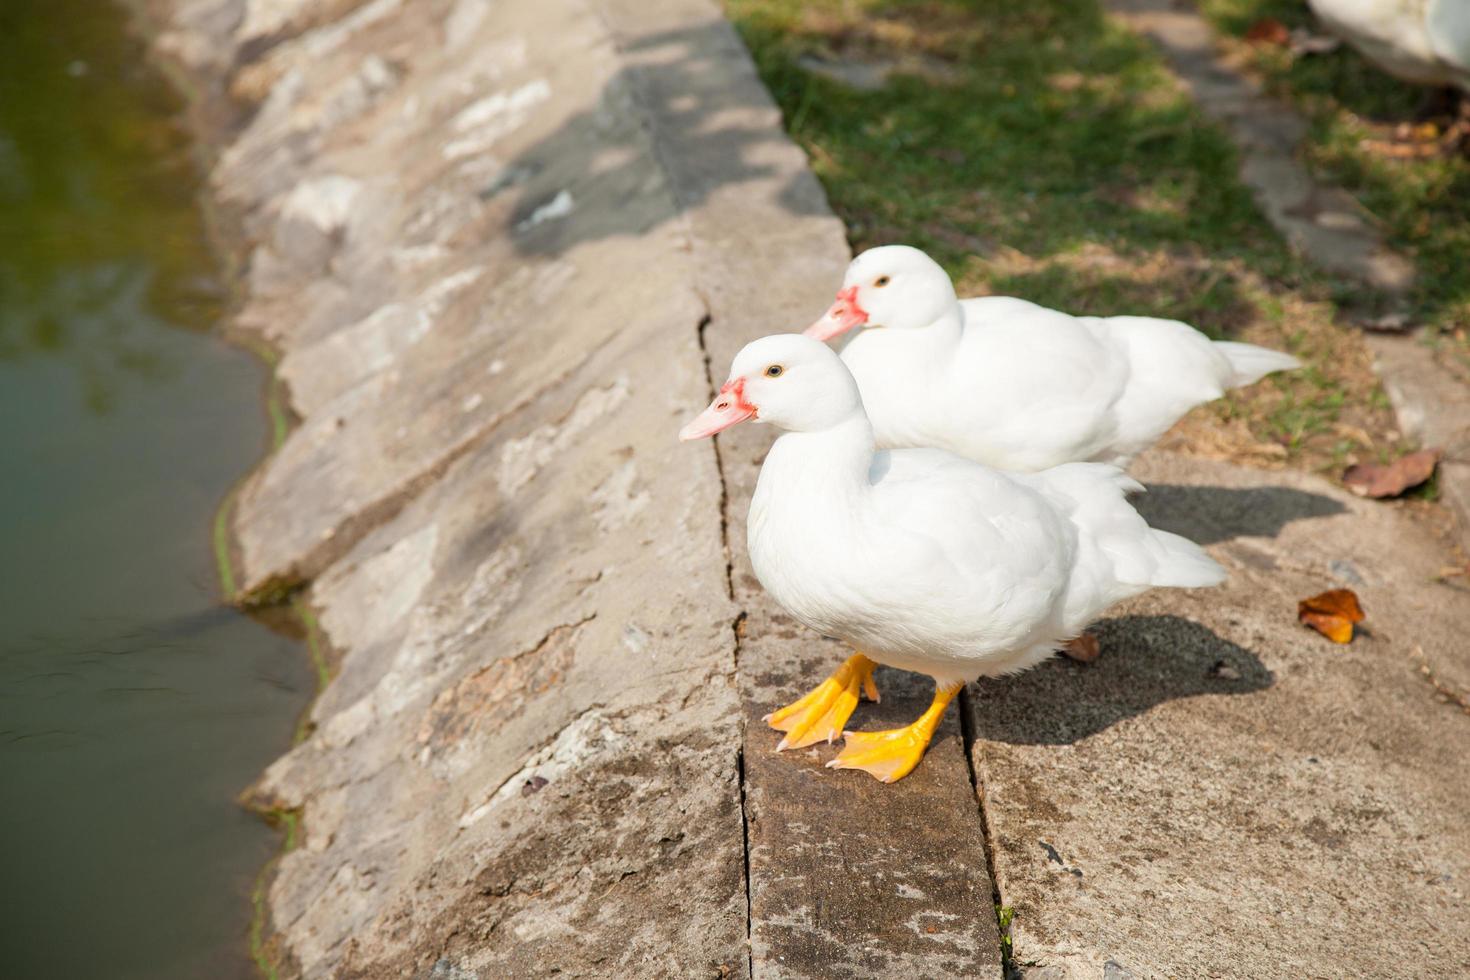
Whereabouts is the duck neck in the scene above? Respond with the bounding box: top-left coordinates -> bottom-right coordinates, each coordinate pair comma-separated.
761,414 -> 876,505
927,303 -> 965,346
893,302 -> 963,358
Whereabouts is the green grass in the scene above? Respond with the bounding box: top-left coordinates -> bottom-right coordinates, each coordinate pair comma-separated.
997,903 -> 1015,969
725,0 -> 1410,470
730,0 -> 1297,319
1197,0 -> 1470,336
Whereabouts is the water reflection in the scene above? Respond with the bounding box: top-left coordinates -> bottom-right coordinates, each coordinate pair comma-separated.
0,262 -> 176,412
0,2 -> 311,978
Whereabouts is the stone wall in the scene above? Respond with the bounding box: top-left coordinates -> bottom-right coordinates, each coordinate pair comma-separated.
148,0 -> 848,974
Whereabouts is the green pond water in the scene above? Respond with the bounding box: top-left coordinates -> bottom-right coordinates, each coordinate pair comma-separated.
0,3 -> 312,977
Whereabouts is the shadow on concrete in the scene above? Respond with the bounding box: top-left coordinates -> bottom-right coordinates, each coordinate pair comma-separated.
969,614 -> 1272,746
501,20 -> 830,257
1132,483 -> 1345,545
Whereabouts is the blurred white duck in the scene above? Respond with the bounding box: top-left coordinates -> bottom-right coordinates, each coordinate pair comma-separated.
679,335 -> 1225,782
804,245 -> 1300,472
1308,0 -> 1470,93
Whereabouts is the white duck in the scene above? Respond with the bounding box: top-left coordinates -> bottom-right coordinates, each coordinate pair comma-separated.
804,245 -> 1300,472
1307,0 -> 1470,93
680,334 -> 1225,782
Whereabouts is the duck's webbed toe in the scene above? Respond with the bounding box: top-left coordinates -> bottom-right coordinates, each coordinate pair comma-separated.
825,680 -> 961,783
764,653 -> 879,750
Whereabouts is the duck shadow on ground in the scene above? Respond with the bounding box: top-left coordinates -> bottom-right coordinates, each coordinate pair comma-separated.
968,615 -> 1273,746
1131,483 -> 1345,545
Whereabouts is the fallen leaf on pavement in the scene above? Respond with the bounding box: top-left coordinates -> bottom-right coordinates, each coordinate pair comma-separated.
1342,448 -> 1440,498
1298,589 -> 1365,644
1245,17 -> 1290,45
1061,634 -> 1100,663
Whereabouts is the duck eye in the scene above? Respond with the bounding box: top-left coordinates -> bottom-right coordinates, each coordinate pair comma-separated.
765,364 -> 784,378
874,275 -> 891,287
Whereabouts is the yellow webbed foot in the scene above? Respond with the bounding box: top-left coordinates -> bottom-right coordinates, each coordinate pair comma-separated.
826,681 -> 961,783
764,653 -> 879,750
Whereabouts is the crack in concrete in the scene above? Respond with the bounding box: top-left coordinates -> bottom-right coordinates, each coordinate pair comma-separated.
696,314 -> 737,607
959,686 -> 1015,979
693,309 -> 756,977
1410,644 -> 1470,717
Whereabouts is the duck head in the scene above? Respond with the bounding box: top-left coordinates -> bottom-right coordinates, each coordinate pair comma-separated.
804,245 -> 959,342
679,334 -> 862,440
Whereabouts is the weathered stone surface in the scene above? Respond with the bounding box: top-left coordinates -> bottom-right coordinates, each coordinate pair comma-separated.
216,0 -> 693,594
241,273 -> 749,979
742,655 -> 1003,979
146,0 -> 807,974
603,5 -> 1003,973
974,450 -> 1470,979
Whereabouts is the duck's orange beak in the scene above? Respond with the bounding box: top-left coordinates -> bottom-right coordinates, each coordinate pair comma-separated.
679,378 -> 757,441
803,285 -> 868,342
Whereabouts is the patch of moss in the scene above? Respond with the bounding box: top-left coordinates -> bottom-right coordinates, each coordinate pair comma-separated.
996,903 -> 1016,976
247,808 -> 301,980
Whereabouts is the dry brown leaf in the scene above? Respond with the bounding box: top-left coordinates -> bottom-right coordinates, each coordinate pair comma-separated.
1061,633 -> 1101,663
1298,589 -> 1366,644
1245,18 -> 1290,46
1342,448 -> 1440,498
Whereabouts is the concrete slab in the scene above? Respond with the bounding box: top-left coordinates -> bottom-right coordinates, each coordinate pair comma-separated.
741,648 -> 1004,979
972,450 -> 1470,978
